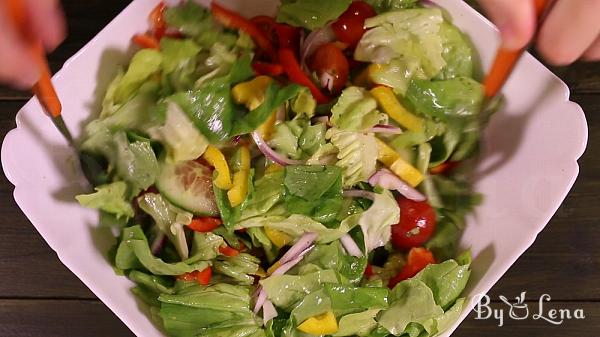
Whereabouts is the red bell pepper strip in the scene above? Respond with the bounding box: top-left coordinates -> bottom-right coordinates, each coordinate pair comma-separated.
275,23 -> 300,51
252,62 -> 284,76
211,2 -> 277,60
188,217 -> 223,232
132,34 -> 160,49
279,48 -> 330,104
219,245 -> 240,257
429,161 -> 459,175
196,267 -> 212,285
149,1 -> 167,40
364,263 -> 374,278
388,247 -> 436,288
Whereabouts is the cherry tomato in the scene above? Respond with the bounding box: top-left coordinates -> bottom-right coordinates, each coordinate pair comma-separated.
388,247 -> 436,288
391,198 -> 437,249
309,43 -> 349,94
331,1 -> 377,47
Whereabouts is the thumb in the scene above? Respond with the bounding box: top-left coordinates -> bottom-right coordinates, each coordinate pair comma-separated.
478,0 -> 537,50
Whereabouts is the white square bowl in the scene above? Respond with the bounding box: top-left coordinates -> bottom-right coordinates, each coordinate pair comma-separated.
0,0 -> 588,336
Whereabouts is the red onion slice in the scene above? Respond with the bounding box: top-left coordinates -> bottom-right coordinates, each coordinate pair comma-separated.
252,131 -> 304,166
340,234 -> 363,257
253,287 -> 267,314
278,232 -> 318,265
312,116 -> 330,125
262,300 -> 278,324
343,189 -> 376,200
370,124 -> 403,134
368,169 -> 426,201
271,245 -> 314,276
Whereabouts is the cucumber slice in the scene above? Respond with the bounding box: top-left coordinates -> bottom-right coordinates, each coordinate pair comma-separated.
156,160 -> 219,216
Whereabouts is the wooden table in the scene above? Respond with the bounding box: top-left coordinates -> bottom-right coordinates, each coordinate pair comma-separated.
0,1 -> 598,336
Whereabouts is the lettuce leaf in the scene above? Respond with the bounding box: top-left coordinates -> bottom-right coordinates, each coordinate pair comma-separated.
325,284 -> 389,316
260,270 -> 341,309
341,190 -> 399,252
436,22 -> 474,80
365,0 -> 419,13
240,170 -> 286,220
213,253 -> 261,285
147,102 -> 209,163
114,49 -> 163,103
75,181 -> 134,219
277,0 -> 352,30
327,129 -> 378,187
297,241 -> 367,284
284,165 -> 343,224
330,87 -> 387,132
375,254 -> 471,336
187,232 -> 224,263
270,119 -> 327,160
164,1 -> 238,48
158,283 -> 260,337
115,225 -> 209,275
137,193 -> 194,260
160,38 -> 202,92
173,80 -> 301,143
334,309 -> 381,336
355,9 -> 446,94
406,77 -> 484,121
237,214 -> 357,243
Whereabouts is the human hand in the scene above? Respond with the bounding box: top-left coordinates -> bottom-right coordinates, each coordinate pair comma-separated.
478,0 -> 600,65
0,0 -> 66,89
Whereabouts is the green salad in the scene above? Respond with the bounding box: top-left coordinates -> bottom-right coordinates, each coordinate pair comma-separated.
76,0 -> 487,336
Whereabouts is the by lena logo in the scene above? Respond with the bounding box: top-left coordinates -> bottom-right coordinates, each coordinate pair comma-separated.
473,292 -> 586,327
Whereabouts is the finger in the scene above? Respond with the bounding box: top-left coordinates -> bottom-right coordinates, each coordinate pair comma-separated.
478,0 -> 536,50
582,35 -> 600,61
537,0 -> 600,65
24,0 -> 66,51
0,9 -> 39,88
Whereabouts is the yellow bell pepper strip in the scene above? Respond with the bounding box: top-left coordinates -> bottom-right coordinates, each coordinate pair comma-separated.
231,76 -> 278,140
297,311 -> 338,335
257,109 -> 278,140
264,226 -> 293,249
370,86 -> 424,132
375,138 -> 424,187
266,261 -> 280,275
227,146 -> 251,207
232,75 -> 273,110
202,145 -> 233,190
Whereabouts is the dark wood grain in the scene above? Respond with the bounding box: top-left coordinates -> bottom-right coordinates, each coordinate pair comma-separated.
0,0 -> 599,336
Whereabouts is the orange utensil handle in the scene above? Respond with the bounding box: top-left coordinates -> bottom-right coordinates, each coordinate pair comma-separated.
6,0 -> 62,118
483,0 -> 549,98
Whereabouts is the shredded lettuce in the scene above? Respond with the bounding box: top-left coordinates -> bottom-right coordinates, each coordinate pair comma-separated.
327,129 -> 378,187
355,8 -> 446,94
296,241 -> 367,284
270,119 -> 327,160
213,253 -> 261,285
341,190 -> 399,252
115,225 -> 209,275
137,193 -> 194,260
75,181 -> 134,219
330,87 -> 387,132
436,22 -> 474,80
147,102 -> 209,163
276,0 -> 352,30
